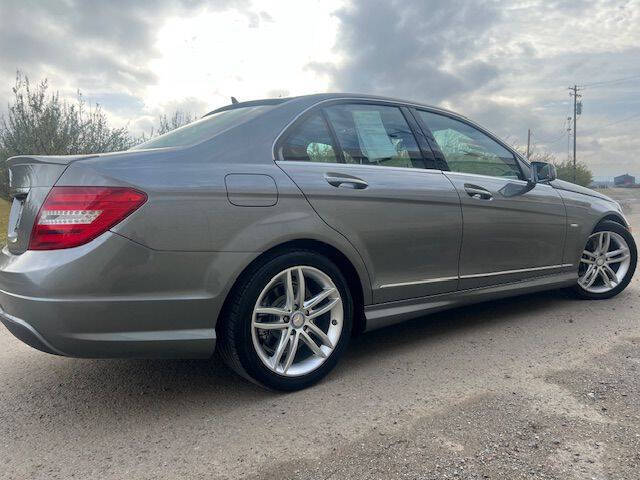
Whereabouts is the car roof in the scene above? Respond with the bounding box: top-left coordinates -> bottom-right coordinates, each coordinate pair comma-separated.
205,93 -> 465,119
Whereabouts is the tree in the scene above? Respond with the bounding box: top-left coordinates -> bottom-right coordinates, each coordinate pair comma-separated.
512,143 -> 593,187
156,111 -> 195,135
136,110 -> 196,144
0,72 -> 134,198
553,160 -> 593,187
0,73 -> 198,198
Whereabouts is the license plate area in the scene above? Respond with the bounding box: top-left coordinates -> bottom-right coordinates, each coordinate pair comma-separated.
7,193 -> 27,245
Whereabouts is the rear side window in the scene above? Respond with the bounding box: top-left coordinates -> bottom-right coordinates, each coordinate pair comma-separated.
132,105 -> 273,150
418,110 -> 522,179
280,113 -> 338,163
325,104 -> 425,169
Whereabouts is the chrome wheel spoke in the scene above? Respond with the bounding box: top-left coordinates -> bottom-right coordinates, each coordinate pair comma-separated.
255,306 -> 289,316
598,232 -> 610,253
271,330 -> 290,368
602,264 -> 618,285
304,288 -> 337,310
606,248 -> 629,263
283,332 -> 299,373
307,297 -> 340,319
284,269 -> 295,311
581,249 -> 597,265
580,265 -> 598,288
296,267 -> 306,308
306,321 -> 333,348
253,321 -> 288,330
300,330 -> 326,358
599,267 -> 612,289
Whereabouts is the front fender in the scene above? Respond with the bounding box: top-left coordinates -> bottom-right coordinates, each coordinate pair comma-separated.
556,188 -> 628,267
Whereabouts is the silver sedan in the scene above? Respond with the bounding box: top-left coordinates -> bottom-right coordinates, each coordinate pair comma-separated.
1,94 -> 636,390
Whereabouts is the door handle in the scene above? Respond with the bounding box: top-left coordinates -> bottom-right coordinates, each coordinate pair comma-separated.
464,184 -> 492,200
324,174 -> 368,189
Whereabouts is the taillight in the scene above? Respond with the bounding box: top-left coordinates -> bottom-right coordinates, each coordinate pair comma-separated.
29,187 -> 147,250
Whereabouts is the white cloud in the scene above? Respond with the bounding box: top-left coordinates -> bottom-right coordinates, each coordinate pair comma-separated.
312,0 -> 640,179
143,0 -> 341,124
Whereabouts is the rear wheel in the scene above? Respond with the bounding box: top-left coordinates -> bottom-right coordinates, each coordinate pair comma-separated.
218,250 -> 353,391
573,220 -> 637,299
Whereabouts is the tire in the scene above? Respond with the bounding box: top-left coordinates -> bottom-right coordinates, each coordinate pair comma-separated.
572,220 -> 637,300
217,249 -> 353,391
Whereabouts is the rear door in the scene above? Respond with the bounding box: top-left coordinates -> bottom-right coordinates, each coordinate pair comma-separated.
276,101 -> 462,303
414,109 -> 568,289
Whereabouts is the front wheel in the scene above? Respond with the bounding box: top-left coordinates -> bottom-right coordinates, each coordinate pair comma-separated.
573,220 -> 637,299
218,250 -> 353,391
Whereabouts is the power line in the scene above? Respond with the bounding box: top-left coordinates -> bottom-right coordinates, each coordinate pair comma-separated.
580,74 -> 640,89
531,129 -> 567,144
530,102 -> 571,144
585,111 -> 640,131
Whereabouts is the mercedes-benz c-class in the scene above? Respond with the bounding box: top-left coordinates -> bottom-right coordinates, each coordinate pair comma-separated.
1,94 -> 636,390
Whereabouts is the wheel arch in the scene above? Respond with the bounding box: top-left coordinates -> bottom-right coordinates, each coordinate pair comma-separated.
596,212 -> 629,229
216,238 -> 369,337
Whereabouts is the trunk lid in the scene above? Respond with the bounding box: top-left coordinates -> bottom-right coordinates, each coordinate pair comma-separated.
5,154 -> 98,254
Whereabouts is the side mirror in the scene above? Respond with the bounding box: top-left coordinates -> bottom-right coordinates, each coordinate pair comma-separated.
531,161 -> 557,182
499,159 -> 541,197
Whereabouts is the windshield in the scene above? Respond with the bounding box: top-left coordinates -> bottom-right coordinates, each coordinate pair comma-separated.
132,105 -> 274,150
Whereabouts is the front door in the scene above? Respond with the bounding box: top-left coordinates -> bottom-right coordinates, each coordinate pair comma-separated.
275,102 -> 462,303
415,109 -> 568,289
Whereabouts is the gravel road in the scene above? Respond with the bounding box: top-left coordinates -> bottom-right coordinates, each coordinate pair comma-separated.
1,191 -> 639,480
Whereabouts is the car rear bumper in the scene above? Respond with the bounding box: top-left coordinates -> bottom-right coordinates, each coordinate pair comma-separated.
0,233 -> 257,358
0,307 -> 64,355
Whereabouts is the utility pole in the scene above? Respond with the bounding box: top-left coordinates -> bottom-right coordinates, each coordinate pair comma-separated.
567,116 -> 572,162
569,85 -> 582,183
526,129 -> 531,160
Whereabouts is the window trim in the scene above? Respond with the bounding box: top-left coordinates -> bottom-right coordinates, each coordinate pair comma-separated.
320,108 -> 346,164
411,107 -> 527,181
276,99 -> 431,170
277,109 -> 342,165
406,108 -> 449,171
401,106 -> 440,170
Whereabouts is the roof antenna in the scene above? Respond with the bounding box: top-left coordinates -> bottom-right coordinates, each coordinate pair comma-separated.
231,96 -> 239,104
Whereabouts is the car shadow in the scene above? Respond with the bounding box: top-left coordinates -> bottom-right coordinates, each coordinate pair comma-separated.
347,289 -> 571,364
3,289 -> 574,424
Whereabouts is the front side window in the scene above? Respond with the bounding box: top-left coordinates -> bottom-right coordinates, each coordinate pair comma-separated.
325,104 -> 425,169
418,111 -> 521,179
280,113 -> 338,163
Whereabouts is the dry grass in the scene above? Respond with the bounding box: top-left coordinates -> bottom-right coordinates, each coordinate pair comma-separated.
594,187 -> 640,201
594,187 -> 640,216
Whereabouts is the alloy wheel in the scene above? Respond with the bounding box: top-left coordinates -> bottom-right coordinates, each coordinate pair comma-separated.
578,231 -> 631,294
251,266 -> 344,377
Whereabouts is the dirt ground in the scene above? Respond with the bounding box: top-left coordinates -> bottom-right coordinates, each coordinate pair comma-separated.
1,188 -> 639,480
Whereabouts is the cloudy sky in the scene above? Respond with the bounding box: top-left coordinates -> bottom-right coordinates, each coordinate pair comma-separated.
1,0 -> 639,180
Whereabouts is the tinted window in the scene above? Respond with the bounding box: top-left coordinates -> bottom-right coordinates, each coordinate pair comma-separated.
280,112 -> 338,163
418,111 -> 521,179
132,105 -> 273,150
325,104 -> 425,169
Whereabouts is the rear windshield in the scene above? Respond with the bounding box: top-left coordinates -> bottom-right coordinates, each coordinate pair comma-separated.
132,105 -> 274,150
